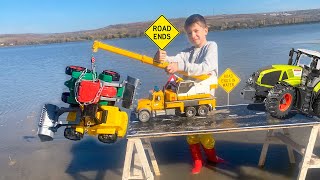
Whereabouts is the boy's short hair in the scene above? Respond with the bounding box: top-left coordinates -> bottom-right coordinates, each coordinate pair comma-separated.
184,14 -> 207,29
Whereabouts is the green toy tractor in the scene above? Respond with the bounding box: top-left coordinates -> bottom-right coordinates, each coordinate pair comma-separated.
241,48 -> 320,118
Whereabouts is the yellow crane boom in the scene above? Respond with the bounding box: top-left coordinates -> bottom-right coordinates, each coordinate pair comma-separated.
92,40 -> 209,81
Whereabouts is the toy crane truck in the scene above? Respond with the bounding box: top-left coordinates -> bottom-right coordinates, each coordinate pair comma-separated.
136,74 -> 217,122
37,46 -> 140,143
241,48 -> 320,119
90,41 -> 219,122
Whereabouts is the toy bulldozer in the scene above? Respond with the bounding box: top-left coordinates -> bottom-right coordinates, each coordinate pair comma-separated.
38,57 -> 140,143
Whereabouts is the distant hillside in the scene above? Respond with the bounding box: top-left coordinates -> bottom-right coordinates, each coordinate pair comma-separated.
1,8 -> 320,47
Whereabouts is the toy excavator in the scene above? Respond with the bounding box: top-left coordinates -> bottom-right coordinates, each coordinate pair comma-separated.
91,41 -> 218,122
241,48 -> 320,119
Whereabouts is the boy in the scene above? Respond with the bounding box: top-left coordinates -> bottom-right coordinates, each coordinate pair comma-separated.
154,14 -> 223,174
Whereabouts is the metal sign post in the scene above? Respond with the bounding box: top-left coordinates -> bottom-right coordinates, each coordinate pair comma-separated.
218,68 -> 241,106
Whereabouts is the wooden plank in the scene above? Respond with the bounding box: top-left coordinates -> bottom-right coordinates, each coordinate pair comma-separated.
283,129 -> 295,164
259,130 -> 273,167
143,139 -> 160,176
274,131 -> 319,159
297,125 -> 319,180
133,152 -> 143,178
135,139 -> 154,180
128,124 -> 319,139
309,157 -> 320,168
122,139 -> 134,180
274,132 -> 305,155
266,136 -> 281,143
128,104 -> 320,139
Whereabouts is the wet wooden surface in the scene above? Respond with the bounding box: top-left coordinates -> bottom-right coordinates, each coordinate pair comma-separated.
127,104 -> 320,138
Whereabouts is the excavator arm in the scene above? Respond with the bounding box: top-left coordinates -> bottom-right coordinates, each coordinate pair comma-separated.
92,40 -> 209,81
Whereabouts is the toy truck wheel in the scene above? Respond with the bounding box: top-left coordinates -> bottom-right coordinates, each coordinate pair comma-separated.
175,108 -> 182,116
312,97 -> 320,117
197,105 -> 209,116
185,106 -> 196,117
138,110 -> 150,122
265,83 -> 295,119
98,134 -> 118,144
65,66 -> 86,75
102,70 -> 120,81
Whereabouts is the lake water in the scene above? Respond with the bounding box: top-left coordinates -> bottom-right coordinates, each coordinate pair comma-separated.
0,23 -> 320,179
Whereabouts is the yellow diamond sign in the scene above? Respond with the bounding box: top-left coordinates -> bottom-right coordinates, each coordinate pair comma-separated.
145,15 -> 180,50
218,68 -> 241,93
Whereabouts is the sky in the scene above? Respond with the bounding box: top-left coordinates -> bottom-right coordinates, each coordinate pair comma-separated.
0,0 -> 320,34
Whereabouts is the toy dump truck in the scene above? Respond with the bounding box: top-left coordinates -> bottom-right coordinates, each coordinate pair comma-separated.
241,48 -> 320,118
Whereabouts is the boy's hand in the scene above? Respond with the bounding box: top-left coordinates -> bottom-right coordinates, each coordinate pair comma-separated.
154,49 -> 167,63
166,62 -> 178,74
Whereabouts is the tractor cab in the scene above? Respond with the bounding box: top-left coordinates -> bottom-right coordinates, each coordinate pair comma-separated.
289,49 -> 320,68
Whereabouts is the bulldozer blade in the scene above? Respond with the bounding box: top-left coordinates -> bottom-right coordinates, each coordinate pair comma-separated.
122,76 -> 140,109
37,104 -> 59,142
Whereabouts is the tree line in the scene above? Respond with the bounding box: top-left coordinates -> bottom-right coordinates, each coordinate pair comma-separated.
1,9 -> 320,47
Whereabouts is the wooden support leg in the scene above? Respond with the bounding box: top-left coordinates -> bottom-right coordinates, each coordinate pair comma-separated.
133,152 -> 143,178
143,139 -> 160,176
259,130 -> 273,167
297,126 -> 319,180
122,138 -> 154,180
123,139 -> 134,180
135,139 -> 154,180
283,128 -> 296,164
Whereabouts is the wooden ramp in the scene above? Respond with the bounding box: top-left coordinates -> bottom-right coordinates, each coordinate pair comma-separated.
122,104 -> 320,180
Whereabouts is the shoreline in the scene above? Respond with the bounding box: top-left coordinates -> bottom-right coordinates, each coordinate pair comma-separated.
1,21 -> 320,49
1,8 -> 320,48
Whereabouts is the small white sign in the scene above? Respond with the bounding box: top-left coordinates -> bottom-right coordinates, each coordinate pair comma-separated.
293,69 -> 302,77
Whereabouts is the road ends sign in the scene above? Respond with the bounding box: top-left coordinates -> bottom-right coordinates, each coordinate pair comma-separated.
145,15 -> 180,50
218,68 -> 241,93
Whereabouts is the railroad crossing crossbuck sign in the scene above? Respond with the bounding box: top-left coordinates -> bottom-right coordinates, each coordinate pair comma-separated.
145,15 -> 180,50
218,68 -> 241,93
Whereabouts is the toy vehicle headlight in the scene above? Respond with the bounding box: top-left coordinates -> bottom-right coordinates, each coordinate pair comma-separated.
247,77 -> 254,85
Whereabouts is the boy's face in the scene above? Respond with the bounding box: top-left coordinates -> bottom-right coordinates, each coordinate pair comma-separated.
185,22 -> 208,48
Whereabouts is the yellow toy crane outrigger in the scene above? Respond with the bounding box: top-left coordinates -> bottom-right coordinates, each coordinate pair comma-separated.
92,41 -> 218,122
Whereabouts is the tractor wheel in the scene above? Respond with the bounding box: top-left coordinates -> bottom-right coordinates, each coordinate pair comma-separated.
265,83 -> 295,119
197,105 -> 209,117
185,106 -> 197,117
312,97 -> 320,117
138,110 -> 151,122
65,66 -> 86,75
